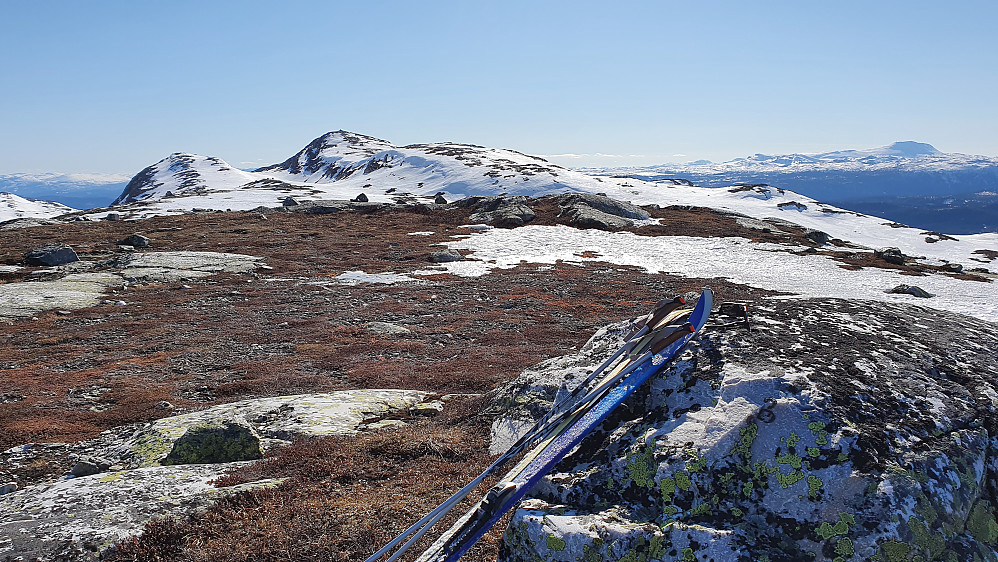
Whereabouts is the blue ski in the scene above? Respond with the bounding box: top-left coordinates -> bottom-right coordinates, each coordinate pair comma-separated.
417,288 -> 713,562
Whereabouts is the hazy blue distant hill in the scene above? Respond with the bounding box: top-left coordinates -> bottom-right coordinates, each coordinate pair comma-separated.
585,142 -> 998,234
0,173 -> 129,210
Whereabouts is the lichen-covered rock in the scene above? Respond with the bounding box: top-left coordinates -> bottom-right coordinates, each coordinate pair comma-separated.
0,272 -> 122,319
497,298 -> 998,562
0,463 -> 280,560
107,390 -> 433,468
162,419 -> 262,465
117,250 -> 265,282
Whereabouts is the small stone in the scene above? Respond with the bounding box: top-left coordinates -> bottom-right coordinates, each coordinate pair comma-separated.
434,194 -> 448,204
410,400 -> 445,416
430,249 -> 463,263
282,197 -> 299,207
888,284 -> 933,298
874,247 -> 906,265
353,193 -> 369,203
56,310 -> 72,316
366,321 -> 412,336
70,456 -> 110,477
803,228 -> 830,245
941,263 -> 963,273
155,401 -> 175,410
118,234 -> 151,248
0,482 -> 16,495
105,213 -> 120,221
117,245 -> 135,252
24,243 -> 80,266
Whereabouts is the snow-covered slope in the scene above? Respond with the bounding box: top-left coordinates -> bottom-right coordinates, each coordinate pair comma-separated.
110,131 -> 613,216
109,132 -> 996,269
0,192 -> 76,222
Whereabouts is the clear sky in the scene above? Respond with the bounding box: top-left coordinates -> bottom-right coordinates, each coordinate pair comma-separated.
1,0 -> 996,174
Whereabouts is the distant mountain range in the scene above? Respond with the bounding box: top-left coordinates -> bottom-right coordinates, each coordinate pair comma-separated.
2,137 -> 997,235
583,142 -> 998,233
0,173 -> 129,210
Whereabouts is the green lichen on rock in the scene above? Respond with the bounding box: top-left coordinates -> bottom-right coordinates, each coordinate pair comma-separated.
674,471 -> 691,491
661,477 -> 677,503
882,540 -> 912,562
967,501 -> 998,545
817,513 -> 855,540
807,475 -> 823,498
836,537 -> 855,558
733,423 -> 758,457
546,534 -> 566,551
162,421 -> 262,465
627,446 -> 657,489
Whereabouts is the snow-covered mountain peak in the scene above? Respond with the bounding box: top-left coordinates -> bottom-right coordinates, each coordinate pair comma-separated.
112,153 -> 260,205
880,140 -> 941,157
0,192 -> 75,222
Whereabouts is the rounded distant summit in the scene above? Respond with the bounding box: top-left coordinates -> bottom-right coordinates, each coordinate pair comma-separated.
882,141 -> 941,157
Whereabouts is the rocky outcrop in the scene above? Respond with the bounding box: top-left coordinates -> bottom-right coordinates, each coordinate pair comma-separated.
0,463 -> 280,560
24,243 -> 79,266
554,193 -> 651,230
494,298 -> 998,562
0,390 -> 443,560
464,196 -> 537,228
0,251 -> 267,320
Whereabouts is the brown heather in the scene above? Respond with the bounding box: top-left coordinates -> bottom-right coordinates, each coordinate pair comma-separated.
0,202 -> 951,560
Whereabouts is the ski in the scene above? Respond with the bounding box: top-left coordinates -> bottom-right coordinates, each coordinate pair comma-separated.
415,288 -> 713,562
364,297 -> 689,562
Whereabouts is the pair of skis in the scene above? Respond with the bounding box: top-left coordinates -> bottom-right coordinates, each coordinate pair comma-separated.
367,288 -> 713,562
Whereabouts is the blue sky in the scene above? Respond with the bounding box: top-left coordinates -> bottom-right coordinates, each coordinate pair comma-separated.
1,0 -> 996,174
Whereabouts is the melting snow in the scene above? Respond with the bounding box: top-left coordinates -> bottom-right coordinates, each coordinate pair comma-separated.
417,225 -> 998,322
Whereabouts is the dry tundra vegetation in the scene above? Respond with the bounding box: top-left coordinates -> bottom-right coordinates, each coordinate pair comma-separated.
0,200 -> 953,560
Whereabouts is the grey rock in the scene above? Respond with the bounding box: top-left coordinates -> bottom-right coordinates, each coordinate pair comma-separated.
942,263 -> 964,273
366,321 -> 412,336
70,456 -> 111,477
155,401 -> 174,410
803,228 -> 830,245
0,483 -> 16,495
875,246 -> 907,265
282,196 -> 299,206
555,192 -> 650,220
118,234 -> 151,248
434,194 -> 448,204
118,251 -> 264,283
468,196 -> 536,228
554,193 -> 650,230
889,284 -> 934,298
735,217 -> 790,235
0,272 -> 122,319
353,192 -> 369,202
430,249 -> 463,263
104,213 -> 120,221
163,419 -> 262,465
24,243 -> 79,266
559,204 -> 633,230
497,298 -> 998,562
0,463 -> 280,561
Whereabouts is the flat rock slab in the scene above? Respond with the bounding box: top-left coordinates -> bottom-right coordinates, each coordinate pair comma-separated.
0,272 -> 122,319
119,251 -> 264,282
110,390 -> 432,468
0,251 -> 266,319
0,463 -> 279,560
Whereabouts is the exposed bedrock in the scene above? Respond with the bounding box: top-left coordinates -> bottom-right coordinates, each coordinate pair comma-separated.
493,298 -> 998,562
